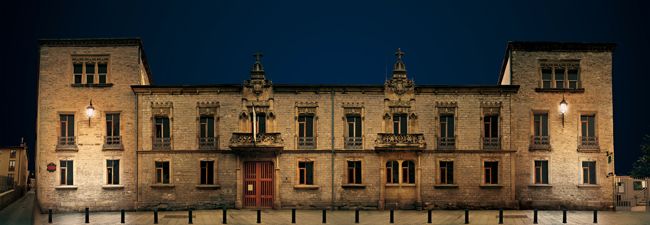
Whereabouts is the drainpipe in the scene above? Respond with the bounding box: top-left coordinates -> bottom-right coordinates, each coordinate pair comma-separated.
331,89 -> 335,210
134,92 -> 139,207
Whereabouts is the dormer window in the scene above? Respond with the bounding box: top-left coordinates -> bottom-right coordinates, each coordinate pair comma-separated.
540,61 -> 580,90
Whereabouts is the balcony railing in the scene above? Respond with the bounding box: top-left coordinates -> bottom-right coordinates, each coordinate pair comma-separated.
298,137 -> 315,149
482,136 -> 501,150
437,136 -> 456,150
8,166 -> 14,172
345,137 -> 363,149
530,135 -> 550,150
153,137 -> 171,150
578,136 -> 599,151
199,136 -> 218,150
229,132 -> 284,150
57,136 -> 76,150
103,136 -> 123,149
375,133 -> 425,150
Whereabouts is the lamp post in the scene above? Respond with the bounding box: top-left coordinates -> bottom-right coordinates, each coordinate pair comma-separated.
86,100 -> 95,126
559,97 -> 568,127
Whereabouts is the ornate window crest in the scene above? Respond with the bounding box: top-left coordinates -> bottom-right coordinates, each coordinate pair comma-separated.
385,78 -> 414,95
197,101 -> 219,116
481,101 -> 501,115
151,102 -> 173,116
72,55 -> 109,64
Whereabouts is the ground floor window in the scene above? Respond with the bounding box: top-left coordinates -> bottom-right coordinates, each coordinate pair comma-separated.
402,161 -> 415,184
386,161 -> 399,184
582,161 -> 597,185
534,160 -> 548,184
106,160 -> 120,185
60,160 -> 73,185
155,161 -> 170,184
200,161 -> 214,185
439,161 -> 454,184
483,161 -> 499,184
347,161 -> 362,184
298,161 -> 314,185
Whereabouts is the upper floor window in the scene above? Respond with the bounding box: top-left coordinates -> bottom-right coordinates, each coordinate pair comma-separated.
153,117 -> 171,150
483,114 -> 500,149
200,160 -> 215,185
483,161 -> 499,185
439,161 -> 454,184
347,160 -> 362,184
530,112 -> 550,150
106,160 -> 120,185
252,113 -> 266,134
8,160 -> 15,171
345,115 -> 362,149
72,56 -> 109,85
540,62 -> 580,89
438,113 -> 455,150
199,116 -> 216,149
59,114 -> 75,147
298,115 -> 315,148
9,150 -> 16,158
298,161 -> 314,185
105,113 -> 121,146
579,114 -> 599,150
393,114 -> 408,135
60,160 -> 73,185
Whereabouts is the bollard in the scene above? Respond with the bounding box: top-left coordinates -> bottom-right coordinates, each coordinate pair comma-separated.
85,207 -> 89,223
593,210 -> 598,223
355,208 -> 359,223
121,209 -> 125,223
533,209 -> 538,224
154,208 -> 158,224
292,208 -> 296,224
428,209 -> 432,223
48,209 -> 52,224
389,208 -> 394,223
562,209 -> 567,224
189,208 -> 193,224
464,209 -> 469,224
498,208 -> 503,224
222,207 -> 227,224
322,209 -> 326,223
257,209 -> 261,224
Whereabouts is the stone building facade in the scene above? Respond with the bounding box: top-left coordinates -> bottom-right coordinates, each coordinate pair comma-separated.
36,39 -> 615,212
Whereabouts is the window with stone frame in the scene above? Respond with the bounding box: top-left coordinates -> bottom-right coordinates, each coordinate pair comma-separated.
386,160 -> 399,184
200,160 -> 215,185
199,116 -> 216,149
8,160 -> 15,171
582,161 -> 597,185
105,113 -> 121,146
60,160 -> 73,185
580,114 -> 598,149
534,160 -> 549,184
402,160 -> 415,184
483,161 -> 499,184
345,113 -> 363,149
482,105 -> 500,150
438,107 -> 456,150
298,161 -> 314,185
392,113 -> 408,135
9,150 -> 16,158
153,116 -> 171,150
72,55 -> 109,85
540,61 -> 580,89
298,114 -> 315,148
439,161 -> 454,184
59,114 -> 75,146
347,160 -> 362,184
531,112 -> 550,149
106,160 -> 120,185
155,161 -> 170,184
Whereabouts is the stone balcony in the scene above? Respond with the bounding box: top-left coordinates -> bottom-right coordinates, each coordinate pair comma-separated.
578,136 -> 600,152
529,135 -> 551,151
229,132 -> 284,152
374,133 -> 425,151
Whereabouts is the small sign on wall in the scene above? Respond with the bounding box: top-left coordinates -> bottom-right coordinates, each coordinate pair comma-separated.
46,163 -> 56,172
247,184 -> 254,191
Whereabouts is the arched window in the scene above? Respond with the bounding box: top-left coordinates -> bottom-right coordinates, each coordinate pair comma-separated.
386,161 -> 399,184
402,161 -> 415,184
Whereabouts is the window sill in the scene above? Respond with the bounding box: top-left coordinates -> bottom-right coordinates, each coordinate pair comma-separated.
479,184 -> 503,189
102,185 -> 125,189
534,88 -> 585,93
385,183 -> 416,187
434,184 -> 459,189
103,144 -> 124,151
55,185 -> 78,190
341,184 -> 366,189
577,184 -> 601,188
529,147 -> 551,152
151,184 -> 175,188
528,184 -> 552,188
196,184 -> 221,189
577,148 -> 600,153
293,185 -> 319,190
71,83 -> 114,88
56,146 -> 78,151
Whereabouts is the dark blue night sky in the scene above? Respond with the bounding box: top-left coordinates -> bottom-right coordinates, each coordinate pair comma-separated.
1,0 -> 648,174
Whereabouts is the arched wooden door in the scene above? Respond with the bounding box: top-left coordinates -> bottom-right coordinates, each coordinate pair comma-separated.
243,161 -> 274,208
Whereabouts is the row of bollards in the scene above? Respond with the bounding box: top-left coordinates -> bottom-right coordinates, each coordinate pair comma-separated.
45,207 -> 600,224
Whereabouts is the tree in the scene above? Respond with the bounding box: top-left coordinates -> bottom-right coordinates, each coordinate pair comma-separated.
630,134 -> 650,178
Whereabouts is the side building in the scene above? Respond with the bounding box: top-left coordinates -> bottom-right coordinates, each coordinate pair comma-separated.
36,39 -> 615,211
0,142 -> 29,193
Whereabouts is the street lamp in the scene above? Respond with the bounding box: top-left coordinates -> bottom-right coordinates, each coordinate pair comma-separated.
86,100 -> 95,125
559,97 -> 568,127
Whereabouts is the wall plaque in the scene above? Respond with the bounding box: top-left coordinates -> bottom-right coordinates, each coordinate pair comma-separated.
46,163 -> 56,172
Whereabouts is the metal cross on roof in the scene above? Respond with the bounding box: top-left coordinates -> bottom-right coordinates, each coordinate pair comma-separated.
395,48 -> 404,59
253,52 -> 263,62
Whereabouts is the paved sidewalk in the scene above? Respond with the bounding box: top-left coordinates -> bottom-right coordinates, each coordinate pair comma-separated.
34,208 -> 650,225
0,190 -> 34,225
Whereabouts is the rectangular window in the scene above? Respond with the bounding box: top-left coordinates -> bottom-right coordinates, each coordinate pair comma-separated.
98,63 -> 107,84
347,161 -> 362,184
581,115 -> 596,137
534,160 -> 549,184
73,63 -> 83,84
440,114 -> 455,138
8,160 -> 15,171
554,66 -> 565,88
298,115 -> 315,148
85,63 -> 95,84
106,113 -> 120,145
541,68 -> 552,88
252,113 -> 266,134
106,160 -> 120,185
386,161 -> 399,184
345,115 -> 362,148
10,150 -> 16,158
298,161 -> 314,185
568,68 -> 579,89
393,114 -> 407,135
59,114 -> 75,145
440,161 -> 454,184
199,116 -> 215,149
582,161 -> 597,185
153,117 -> 171,150
155,161 -> 170,184
540,63 -> 580,89
483,114 -> 499,149
484,161 -> 499,184
60,160 -> 73,185
532,113 -> 549,145
200,161 -> 214,185
402,161 -> 415,184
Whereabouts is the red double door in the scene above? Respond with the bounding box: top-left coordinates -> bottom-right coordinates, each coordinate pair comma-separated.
243,161 -> 274,208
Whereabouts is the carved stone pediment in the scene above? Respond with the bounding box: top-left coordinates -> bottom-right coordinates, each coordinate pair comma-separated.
295,102 -> 318,108
435,101 -> 457,108
385,78 -> 414,95
151,102 -> 173,116
244,79 -> 272,96
297,107 -> 317,114
343,107 -> 362,115
197,101 -> 219,115
480,101 -> 502,108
